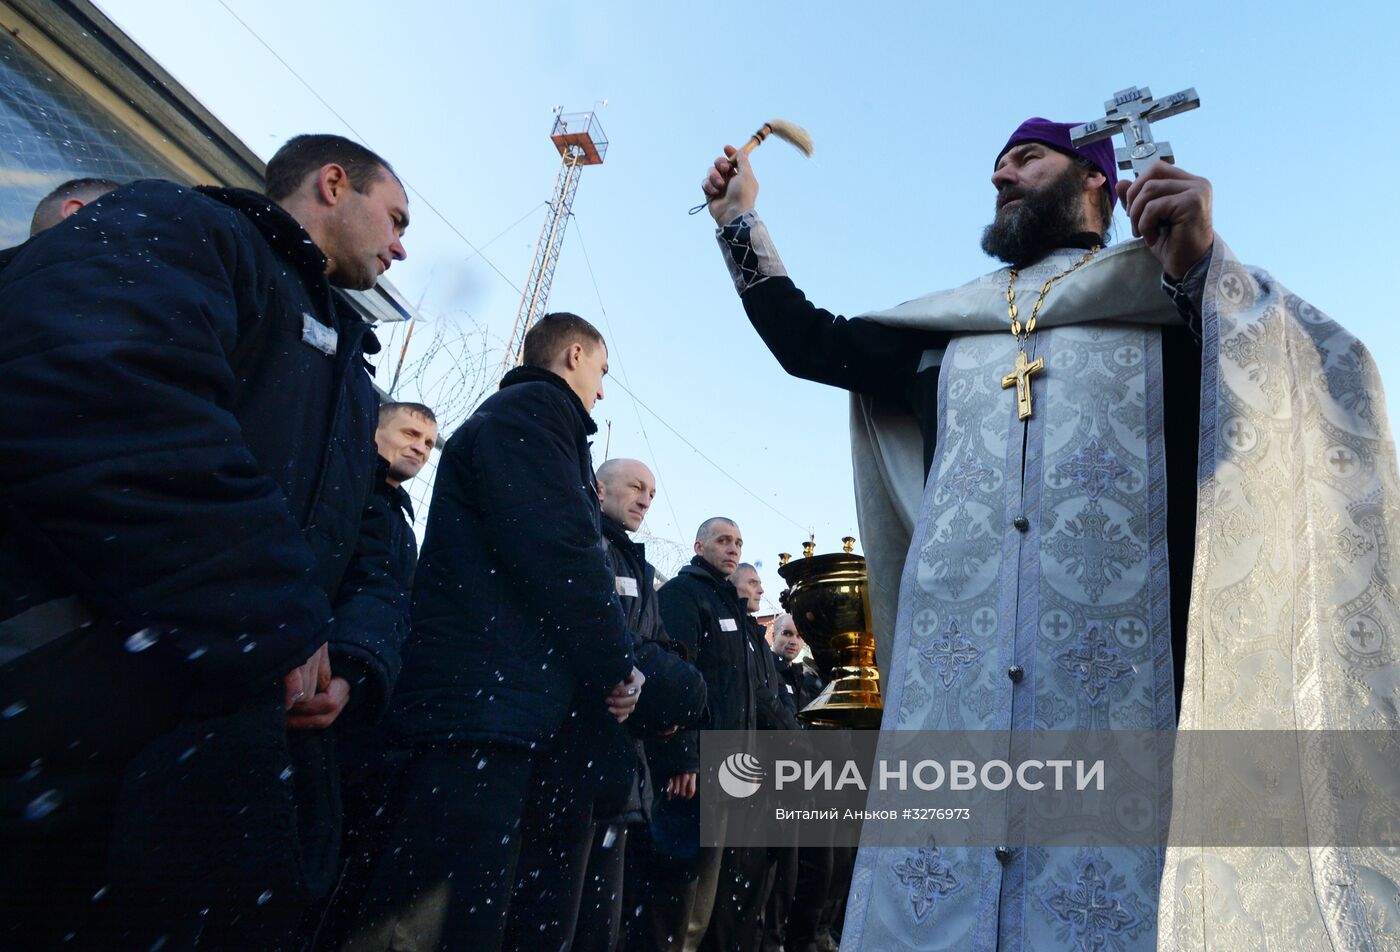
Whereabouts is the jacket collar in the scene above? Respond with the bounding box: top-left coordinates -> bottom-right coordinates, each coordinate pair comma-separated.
601,514 -> 646,563
500,366 -> 598,436
196,187 -> 379,354
374,455 -> 415,522
195,186 -> 329,283
601,513 -> 633,547
681,554 -> 739,597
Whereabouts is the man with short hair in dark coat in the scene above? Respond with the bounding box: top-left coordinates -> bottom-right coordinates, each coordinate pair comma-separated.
0,177 -> 120,272
730,563 -> 800,734
571,458 -> 708,952
723,564 -> 800,952
348,312 -> 644,951
314,400 -> 439,949
763,613 -> 830,952
0,134 -> 411,948
372,401 -> 438,588
770,612 -> 824,713
650,519 -> 794,952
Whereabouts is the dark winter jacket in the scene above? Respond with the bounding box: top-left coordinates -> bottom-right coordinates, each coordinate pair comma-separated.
652,556 -> 794,779
372,457 -> 420,591
0,180 -> 406,921
0,240 -> 24,273
0,179 -> 405,704
388,367 -> 634,748
774,652 -> 825,713
746,614 -> 801,732
596,515 -> 706,823
601,515 -> 707,736
603,515 -> 663,646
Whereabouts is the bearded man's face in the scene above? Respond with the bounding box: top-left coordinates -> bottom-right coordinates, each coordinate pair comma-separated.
981,147 -> 1098,266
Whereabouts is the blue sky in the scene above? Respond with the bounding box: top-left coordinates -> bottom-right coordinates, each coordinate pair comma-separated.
97,0 -> 1400,594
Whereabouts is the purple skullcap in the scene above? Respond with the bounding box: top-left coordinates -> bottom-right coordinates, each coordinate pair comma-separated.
996,117 -> 1119,209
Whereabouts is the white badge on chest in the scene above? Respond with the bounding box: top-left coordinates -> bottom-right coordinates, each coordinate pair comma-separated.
719,618 -> 738,631
301,313 -> 338,356
615,576 -> 639,598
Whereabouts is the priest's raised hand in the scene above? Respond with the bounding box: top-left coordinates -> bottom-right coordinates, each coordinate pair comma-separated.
1116,160 -> 1214,280
702,144 -> 759,225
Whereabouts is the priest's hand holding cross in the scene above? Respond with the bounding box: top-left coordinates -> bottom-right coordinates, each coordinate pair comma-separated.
1117,162 -> 1214,280
1071,85 -> 1214,280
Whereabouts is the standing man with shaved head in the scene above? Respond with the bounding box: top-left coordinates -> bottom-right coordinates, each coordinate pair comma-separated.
719,562 -> 799,952
570,458 -> 707,952
502,454 -> 705,952
649,516 -> 771,951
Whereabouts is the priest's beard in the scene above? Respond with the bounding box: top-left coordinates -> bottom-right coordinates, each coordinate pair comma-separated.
980,166 -> 1092,266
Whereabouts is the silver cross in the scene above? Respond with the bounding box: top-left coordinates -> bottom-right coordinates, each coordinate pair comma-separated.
1070,86 -> 1201,176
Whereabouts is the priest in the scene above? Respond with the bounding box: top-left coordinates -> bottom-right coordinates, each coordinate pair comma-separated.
701,118 -> 1400,949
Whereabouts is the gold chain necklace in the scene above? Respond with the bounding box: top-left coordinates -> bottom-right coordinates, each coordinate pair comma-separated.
999,244 -> 1100,420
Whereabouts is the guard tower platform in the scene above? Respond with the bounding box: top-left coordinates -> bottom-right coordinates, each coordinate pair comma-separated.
550,111 -> 608,166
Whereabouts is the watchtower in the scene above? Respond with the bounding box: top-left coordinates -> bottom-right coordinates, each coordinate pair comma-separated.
499,108 -> 608,373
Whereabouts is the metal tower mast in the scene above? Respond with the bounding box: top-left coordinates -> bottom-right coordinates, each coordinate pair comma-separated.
499,108 -> 608,375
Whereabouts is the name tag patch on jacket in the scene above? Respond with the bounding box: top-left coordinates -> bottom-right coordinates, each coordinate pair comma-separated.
719,618 -> 738,631
615,576 -> 639,598
302,313 -> 338,356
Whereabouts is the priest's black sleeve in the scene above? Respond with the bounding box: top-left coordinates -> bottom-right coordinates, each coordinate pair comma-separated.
717,209 -> 939,404
739,277 -> 933,404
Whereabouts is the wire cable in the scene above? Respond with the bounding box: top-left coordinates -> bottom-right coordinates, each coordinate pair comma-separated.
574,223 -> 805,602
212,0 -> 523,294
570,218 -> 685,541
214,0 -> 811,549
607,377 -> 809,535
570,221 -> 808,536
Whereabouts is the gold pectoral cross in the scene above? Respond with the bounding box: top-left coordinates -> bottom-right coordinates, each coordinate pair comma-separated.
1001,349 -> 1044,421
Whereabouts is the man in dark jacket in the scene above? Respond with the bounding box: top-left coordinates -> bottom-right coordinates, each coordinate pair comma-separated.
503,454 -> 707,952
0,177 -> 120,272
316,401 -> 439,948
763,613 -> 830,952
651,519 -> 794,952
730,563 -> 800,733
372,401 -> 438,588
723,564 -> 801,952
771,612 -> 824,713
0,134 -> 410,948
570,458 -> 708,952
349,312 -> 643,951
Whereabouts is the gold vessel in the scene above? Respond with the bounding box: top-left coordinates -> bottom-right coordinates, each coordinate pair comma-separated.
777,536 -> 882,728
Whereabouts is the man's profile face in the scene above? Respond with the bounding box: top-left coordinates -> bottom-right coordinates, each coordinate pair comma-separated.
772,620 -> 803,660
981,143 -> 1095,266
375,408 -> 437,484
730,567 -> 763,613
696,522 -> 742,577
571,340 -> 609,412
600,462 -> 656,531
324,171 -> 409,291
